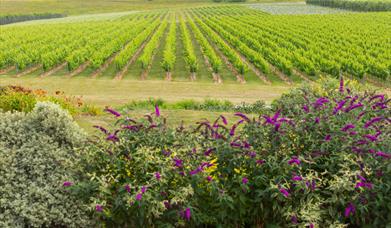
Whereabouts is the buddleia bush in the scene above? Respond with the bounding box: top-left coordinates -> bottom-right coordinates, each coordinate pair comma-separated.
0,102 -> 92,227
75,78 -> 390,227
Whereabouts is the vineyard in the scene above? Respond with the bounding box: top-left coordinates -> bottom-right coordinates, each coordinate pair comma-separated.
1,6 -> 390,84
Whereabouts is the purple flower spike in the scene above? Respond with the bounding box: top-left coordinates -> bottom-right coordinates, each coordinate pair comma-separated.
325,134 -> 332,141
242,177 -> 249,184
207,176 -> 213,182
235,112 -> 250,122
184,208 -> 191,221
220,115 -> 228,125
256,159 -> 266,165
309,223 -> 314,228
341,124 -> 355,132
279,188 -> 290,197
302,105 -> 309,113
344,203 -> 356,217
375,151 -> 391,159
333,100 -> 346,114
93,125 -> 108,135
125,184 -> 131,193
364,117 -> 383,128
189,166 -> 203,176
345,103 -> 363,113
230,120 -> 244,136
63,181 -> 73,187
291,215 -> 298,224
155,172 -> 161,181
173,158 -> 183,168
204,148 -> 214,156
364,134 -> 377,142
105,108 -> 121,117
95,204 -> 103,212
135,193 -> 142,201
288,156 -> 300,165
141,186 -> 147,193
164,201 -> 170,209
155,105 -> 160,117
292,175 -> 303,181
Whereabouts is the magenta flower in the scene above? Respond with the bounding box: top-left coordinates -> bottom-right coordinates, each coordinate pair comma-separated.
314,117 -> 320,124
155,105 -> 160,117
206,176 -> 213,182
364,134 -> 378,142
288,156 -> 300,165
333,100 -> 346,114
135,193 -> 142,201
345,103 -> 363,112
375,151 -> 391,159
93,125 -> 108,134
155,172 -> 161,181
364,117 -> 383,128
164,201 -> 170,209
230,120 -> 243,136
292,175 -> 303,181
235,112 -> 250,122
125,184 -> 131,193
341,124 -> 355,132
302,105 -> 309,113
256,159 -> 265,165
313,97 -> 329,108
183,207 -> 191,221
291,215 -> 298,224
104,107 -> 121,117
189,166 -> 203,176
279,188 -> 290,197
309,223 -> 314,228
141,186 -> 147,193
173,158 -> 183,168
242,177 -> 249,184
63,181 -> 73,187
344,202 -> 356,217
220,115 -> 228,125
369,94 -> 385,103
325,134 -> 332,141
95,204 -> 103,212
204,148 -> 214,156
355,181 -> 373,189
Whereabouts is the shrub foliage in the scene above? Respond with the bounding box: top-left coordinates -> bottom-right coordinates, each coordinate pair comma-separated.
0,102 -> 92,227
75,79 -> 390,226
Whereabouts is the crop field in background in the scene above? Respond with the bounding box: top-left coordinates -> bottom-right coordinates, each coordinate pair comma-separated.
1,6 -> 390,88
248,2 -> 348,14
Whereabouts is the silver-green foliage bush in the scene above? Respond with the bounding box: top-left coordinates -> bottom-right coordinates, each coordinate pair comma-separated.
0,102 -> 92,227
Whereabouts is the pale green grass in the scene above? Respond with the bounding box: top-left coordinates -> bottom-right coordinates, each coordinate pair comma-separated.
0,76 -> 293,106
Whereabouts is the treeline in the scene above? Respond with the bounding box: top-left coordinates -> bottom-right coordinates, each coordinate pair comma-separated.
306,0 -> 391,11
0,13 -> 65,25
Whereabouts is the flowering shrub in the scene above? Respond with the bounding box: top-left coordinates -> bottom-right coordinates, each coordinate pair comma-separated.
0,85 -> 98,115
75,78 -> 390,227
0,102 -> 93,227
